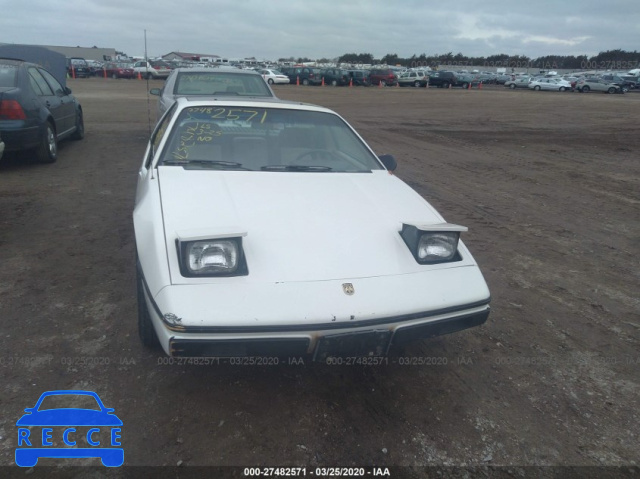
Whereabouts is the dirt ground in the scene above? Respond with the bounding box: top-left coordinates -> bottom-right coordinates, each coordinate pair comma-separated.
0,78 -> 638,476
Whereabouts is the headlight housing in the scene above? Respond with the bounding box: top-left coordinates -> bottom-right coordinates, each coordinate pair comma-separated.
400,223 -> 466,264
177,237 -> 248,277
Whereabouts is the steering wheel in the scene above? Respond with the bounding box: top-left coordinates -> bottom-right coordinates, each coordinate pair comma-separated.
294,149 -> 338,162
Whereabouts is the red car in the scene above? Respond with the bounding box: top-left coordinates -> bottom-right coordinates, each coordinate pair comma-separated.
102,62 -> 135,79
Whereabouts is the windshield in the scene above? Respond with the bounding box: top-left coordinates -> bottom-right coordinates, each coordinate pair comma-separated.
173,72 -> 273,97
37,394 -> 101,411
159,106 -> 384,172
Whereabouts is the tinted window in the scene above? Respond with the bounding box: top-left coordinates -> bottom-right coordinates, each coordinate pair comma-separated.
28,68 -> 54,96
0,63 -> 18,87
39,68 -> 65,95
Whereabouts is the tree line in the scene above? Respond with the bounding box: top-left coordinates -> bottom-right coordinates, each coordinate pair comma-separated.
280,50 -> 639,70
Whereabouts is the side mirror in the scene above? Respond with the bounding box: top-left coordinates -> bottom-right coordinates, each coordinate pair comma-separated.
64,87 -> 72,95
149,88 -> 161,96
379,154 -> 397,172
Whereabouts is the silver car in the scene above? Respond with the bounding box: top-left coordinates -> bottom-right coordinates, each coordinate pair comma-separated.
150,68 -> 276,117
528,78 -> 572,91
575,78 -> 622,94
504,77 -> 532,89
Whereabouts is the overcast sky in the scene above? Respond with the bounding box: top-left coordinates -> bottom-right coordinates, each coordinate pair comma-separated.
1,0 -> 638,60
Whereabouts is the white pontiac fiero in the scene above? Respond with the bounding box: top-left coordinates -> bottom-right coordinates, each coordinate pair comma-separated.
133,98 -> 490,361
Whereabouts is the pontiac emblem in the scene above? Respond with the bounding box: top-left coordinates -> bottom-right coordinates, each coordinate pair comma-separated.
342,283 -> 355,295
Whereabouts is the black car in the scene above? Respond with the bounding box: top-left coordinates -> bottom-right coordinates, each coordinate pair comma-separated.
428,71 -> 458,88
600,75 -> 636,92
346,69 -> 370,86
0,58 -> 84,163
283,67 -> 323,86
321,68 -> 350,86
67,57 -> 91,78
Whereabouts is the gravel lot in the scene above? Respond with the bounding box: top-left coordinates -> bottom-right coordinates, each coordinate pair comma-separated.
0,78 -> 638,476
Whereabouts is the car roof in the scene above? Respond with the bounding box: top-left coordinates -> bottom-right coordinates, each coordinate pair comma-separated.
171,67 -> 260,75
174,96 -> 331,113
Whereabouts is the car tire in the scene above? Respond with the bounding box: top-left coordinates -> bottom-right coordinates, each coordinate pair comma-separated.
559,87 -> 566,92
509,83 -> 517,89
267,78 -> 274,85
621,86 -> 629,93
462,82 -> 469,89
380,80 -> 387,87
137,263 -> 160,349
608,87 -> 617,94
534,85 -> 541,91
70,109 -> 85,141
302,79 -> 309,86
442,82 -> 449,88
414,81 -> 421,87
112,73 -> 118,79
582,86 -> 590,93
35,121 -> 57,163
331,80 -> 337,86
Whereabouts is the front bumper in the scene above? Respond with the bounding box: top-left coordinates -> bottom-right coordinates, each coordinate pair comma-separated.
141,266 -> 490,360
166,305 -> 489,360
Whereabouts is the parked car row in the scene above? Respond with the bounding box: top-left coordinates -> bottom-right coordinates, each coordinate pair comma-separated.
502,72 -> 633,94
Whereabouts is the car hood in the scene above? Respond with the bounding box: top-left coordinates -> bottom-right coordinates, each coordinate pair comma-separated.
158,168 -> 457,283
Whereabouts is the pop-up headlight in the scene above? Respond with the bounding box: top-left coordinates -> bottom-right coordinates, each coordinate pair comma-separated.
176,231 -> 248,277
400,223 -> 467,264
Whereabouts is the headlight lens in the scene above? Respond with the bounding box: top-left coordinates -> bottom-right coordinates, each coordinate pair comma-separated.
188,240 -> 238,274
417,233 -> 459,262
400,224 -> 463,264
178,238 -> 247,276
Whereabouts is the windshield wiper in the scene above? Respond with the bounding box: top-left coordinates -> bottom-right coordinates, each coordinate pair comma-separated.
261,165 -> 333,172
162,159 -> 251,170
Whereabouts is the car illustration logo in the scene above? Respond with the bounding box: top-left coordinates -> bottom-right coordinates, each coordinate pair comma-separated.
15,390 -> 123,467
342,283 -> 355,295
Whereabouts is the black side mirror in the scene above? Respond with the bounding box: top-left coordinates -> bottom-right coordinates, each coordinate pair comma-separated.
379,154 -> 397,171
64,87 -> 72,95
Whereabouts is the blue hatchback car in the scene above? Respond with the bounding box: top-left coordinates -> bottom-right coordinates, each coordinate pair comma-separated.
16,390 -> 123,467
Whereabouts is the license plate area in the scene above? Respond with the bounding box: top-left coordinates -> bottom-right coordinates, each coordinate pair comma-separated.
313,330 -> 392,362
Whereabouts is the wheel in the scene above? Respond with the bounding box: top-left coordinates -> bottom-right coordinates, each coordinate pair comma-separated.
137,263 -> 160,349
462,82 -> 469,89
559,87 -> 566,92
35,121 -> 57,163
582,85 -> 590,93
380,80 -> 387,87
621,86 -> 629,93
267,78 -> 274,85
302,78 -> 309,86
509,83 -> 517,89
608,87 -> 617,94
112,73 -> 118,79
70,109 -> 84,140
331,79 -> 337,86
534,85 -> 541,91
442,82 -> 449,88
414,81 -> 421,87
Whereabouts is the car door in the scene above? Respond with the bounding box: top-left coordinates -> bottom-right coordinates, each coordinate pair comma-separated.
38,68 -> 76,134
27,67 -> 68,133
